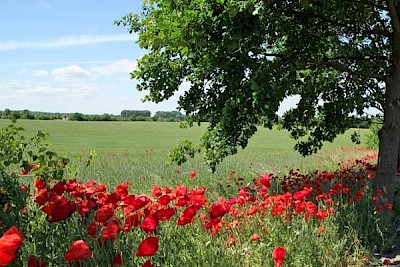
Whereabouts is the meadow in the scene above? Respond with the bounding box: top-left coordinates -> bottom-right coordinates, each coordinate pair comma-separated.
0,119 -> 370,193
1,119 -> 394,267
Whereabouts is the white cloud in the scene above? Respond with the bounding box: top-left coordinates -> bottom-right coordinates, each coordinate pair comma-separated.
0,34 -> 137,51
32,70 -> 49,76
90,59 -> 137,76
51,65 -> 92,83
0,79 -> 67,96
17,68 -> 28,75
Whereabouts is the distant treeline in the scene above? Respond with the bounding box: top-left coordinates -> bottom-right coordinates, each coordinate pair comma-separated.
0,109 -> 186,122
0,108 -> 375,127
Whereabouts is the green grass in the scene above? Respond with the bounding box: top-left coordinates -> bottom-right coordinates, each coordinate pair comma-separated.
0,119 -> 371,196
0,119 -> 387,267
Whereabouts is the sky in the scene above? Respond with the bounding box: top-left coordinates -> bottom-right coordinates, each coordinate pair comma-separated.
0,0 -> 298,116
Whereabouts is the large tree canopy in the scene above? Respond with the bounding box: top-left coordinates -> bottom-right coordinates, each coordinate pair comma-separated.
117,0 -> 400,204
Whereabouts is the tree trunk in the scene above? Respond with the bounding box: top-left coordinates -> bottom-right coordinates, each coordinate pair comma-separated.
374,69 -> 400,206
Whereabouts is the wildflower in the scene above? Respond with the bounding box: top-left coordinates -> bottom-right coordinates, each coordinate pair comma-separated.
27,256 -> 46,267
64,240 -> 92,262
385,202 -> 393,210
0,226 -> 23,266
102,220 -> 120,240
151,185 -> 163,197
177,205 -> 198,226
316,226 -> 325,234
293,187 -> 313,201
342,187 -> 350,194
226,234 -> 236,247
42,195 -> 75,222
140,214 -> 159,234
156,207 -> 176,221
157,195 -> 171,206
316,210 -> 328,221
258,174 -> 271,188
383,258 -> 392,264
142,260 -> 153,267
250,233 -> 261,241
135,236 -> 159,257
112,254 -> 123,266
95,204 -> 114,223
124,213 -> 141,232
20,185 -> 28,191
272,246 -> 286,267
189,171 -> 196,179
247,206 -> 258,216
87,222 -> 101,238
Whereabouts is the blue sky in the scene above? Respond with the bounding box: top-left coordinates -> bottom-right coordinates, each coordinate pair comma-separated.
0,0 -> 299,116
0,0 -> 186,115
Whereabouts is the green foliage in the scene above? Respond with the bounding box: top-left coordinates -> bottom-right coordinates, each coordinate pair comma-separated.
120,109 -> 151,118
117,0 -> 389,170
366,119 -> 383,150
168,139 -> 198,165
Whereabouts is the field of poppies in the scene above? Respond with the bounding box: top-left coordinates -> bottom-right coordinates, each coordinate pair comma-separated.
0,121 -> 398,266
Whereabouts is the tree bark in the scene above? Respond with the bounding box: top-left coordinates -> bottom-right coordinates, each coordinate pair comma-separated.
374,71 -> 400,205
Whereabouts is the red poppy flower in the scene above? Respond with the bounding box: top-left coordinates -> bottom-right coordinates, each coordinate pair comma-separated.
135,236 -> 159,257
64,240 -> 92,262
132,195 -> 151,210
95,204 -> 114,224
28,256 -> 46,267
250,233 -> 261,241
177,205 -> 198,226
189,171 -> 196,179
112,254 -> 123,266
209,203 -> 230,219
226,234 -> 236,247
0,226 -> 23,266
316,210 -> 328,221
142,260 -> 153,267
156,207 -> 176,221
34,178 -> 46,189
258,174 -> 271,188
272,246 -> 286,267
247,206 -> 258,216
385,202 -> 393,210
87,222 -> 101,238
293,187 -> 313,201
50,181 -> 65,195
43,196 -> 75,222
102,220 -> 120,240
157,195 -> 171,206
151,185 -> 163,197
124,213 -> 141,232
140,214 -> 159,234
20,185 -> 28,191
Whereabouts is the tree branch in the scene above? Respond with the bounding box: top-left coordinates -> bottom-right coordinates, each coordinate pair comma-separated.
322,61 -> 386,80
387,0 -> 400,62
345,0 -> 387,10
279,6 -> 390,37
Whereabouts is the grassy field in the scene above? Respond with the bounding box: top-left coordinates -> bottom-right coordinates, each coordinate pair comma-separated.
1,119 -> 390,266
0,119 -> 371,196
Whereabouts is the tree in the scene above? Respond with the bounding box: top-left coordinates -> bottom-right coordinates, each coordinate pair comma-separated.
153,111 -> 186,121
116,0 -> 400,205
121,109 -> 151,118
